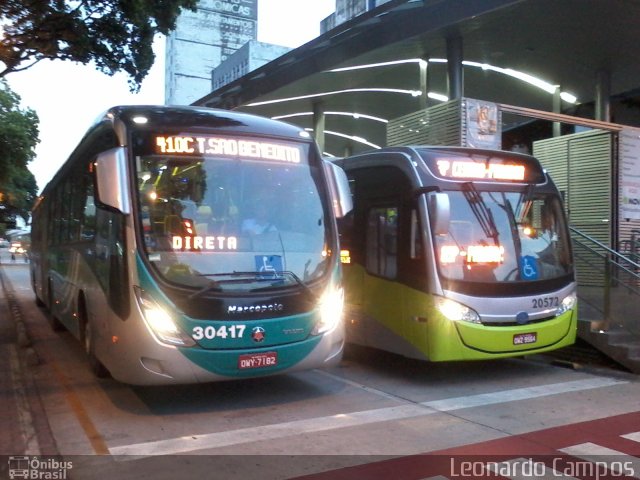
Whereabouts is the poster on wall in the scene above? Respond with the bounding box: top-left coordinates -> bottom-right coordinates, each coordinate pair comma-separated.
619,128 -> 640,220
465,99 -> 501,150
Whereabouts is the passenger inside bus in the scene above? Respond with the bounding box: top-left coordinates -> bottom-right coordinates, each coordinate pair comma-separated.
242,202 -> 277,235
194,205 -> 213,235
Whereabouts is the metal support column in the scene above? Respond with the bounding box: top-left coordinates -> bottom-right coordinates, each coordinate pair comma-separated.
446,36 -> 463,100
419,58 -> 428,110
313,101 -> 325,153
595,69 -> 611,122
552,86 -> 561,137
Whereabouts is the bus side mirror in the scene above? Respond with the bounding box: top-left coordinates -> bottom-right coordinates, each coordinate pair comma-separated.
428,192 -> 450,235
95,147 -> 131,215
324,161 -> 353,218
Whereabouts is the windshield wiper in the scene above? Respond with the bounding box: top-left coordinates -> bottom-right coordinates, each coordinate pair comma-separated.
188,276 -> 223,300
248,270 -> 317,301
462,182 -> 499,243
188,272 -> 261,300
188,271 -> 316,301
514,183 -> 535,222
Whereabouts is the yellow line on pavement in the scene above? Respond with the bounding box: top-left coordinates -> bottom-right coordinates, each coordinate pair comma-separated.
51,362 -> 109,455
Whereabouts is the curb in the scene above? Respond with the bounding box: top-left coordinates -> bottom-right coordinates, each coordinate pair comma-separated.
0,264 -> 60,456
0,268 -> 40,366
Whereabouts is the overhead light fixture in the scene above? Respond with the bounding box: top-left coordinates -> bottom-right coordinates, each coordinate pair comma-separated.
326,57 -> 578,104
560,92 -> 577,103
428,92 -> 449,102
328,59 -> 425,72
273,111 -> 389,123
305,128 -> 381,149
430,58 -> 578,104
246,88 -> 423,107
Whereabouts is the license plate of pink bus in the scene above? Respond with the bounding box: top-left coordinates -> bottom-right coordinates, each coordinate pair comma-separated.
238,352 -> 278,369
513,332 -> 537,345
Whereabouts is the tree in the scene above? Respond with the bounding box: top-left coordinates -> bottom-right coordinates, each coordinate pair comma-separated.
0,80 -> 39,226
0,0 -> 197,91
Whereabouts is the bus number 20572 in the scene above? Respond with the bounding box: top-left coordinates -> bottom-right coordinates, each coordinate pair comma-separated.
531,297 -> 559,309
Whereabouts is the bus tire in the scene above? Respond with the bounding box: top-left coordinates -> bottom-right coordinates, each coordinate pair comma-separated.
47,279 -> 64,332
32,271 -> 45,308
79,297 -> 110,379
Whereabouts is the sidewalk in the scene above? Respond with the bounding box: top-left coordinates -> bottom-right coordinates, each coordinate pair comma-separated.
0,263 -> 57,458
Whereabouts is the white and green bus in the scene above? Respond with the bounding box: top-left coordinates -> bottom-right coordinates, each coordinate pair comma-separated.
30,105 -> 351,385
335,146 -> 576,361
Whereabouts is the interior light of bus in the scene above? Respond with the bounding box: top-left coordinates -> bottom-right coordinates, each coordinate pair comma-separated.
440,245 -> 504,264
466,245 -> 505,264
440,245 -> 461,263
436,159 -> 526,181
149,191 -> 158,201
340,249 -> 351,264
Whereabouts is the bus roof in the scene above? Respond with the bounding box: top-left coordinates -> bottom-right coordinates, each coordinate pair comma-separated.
37,105 -> 313,198
96,105 -> 309,139
334,145 -> 548,185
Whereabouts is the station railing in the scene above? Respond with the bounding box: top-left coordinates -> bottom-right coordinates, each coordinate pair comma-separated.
570,226 -> 640,337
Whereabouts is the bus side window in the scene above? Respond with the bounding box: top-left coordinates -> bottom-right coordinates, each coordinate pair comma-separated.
402,206 -> 429,291
366,206 -> 398,279
95,208 -> 129,319
410,209 -> 422,260
337,210 -> 354,250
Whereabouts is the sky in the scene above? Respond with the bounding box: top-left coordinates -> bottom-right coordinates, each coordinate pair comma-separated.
6,0 -> 336,194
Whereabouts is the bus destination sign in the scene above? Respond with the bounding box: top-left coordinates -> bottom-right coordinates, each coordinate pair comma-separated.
436,159 -> 526,181
154,134 -> 303,164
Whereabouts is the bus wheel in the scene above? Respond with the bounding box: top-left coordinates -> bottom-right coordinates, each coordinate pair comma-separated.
47,280 -> 64,332
32,272 -> 45,308
79,300 -> 110,379
35,295 -> 45,308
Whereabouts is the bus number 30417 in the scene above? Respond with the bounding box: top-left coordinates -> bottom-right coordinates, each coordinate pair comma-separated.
192,325 -> 246,340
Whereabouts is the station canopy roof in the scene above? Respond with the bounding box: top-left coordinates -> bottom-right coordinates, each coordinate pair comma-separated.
195,0 -> 640,158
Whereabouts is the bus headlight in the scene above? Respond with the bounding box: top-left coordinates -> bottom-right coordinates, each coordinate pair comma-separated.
312,286 -> 344,335
134,286 -> 196,347
555,293 -> 577,317
435,296 -> 481,324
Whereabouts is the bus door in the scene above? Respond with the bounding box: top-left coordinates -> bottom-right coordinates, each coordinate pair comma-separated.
362,203 -> 403,348
361,200 -> 430,356
343,165 -> 429,356
400,204 -> 430,357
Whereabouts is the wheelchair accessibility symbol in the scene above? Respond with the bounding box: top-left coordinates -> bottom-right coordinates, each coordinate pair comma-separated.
520,255 -> 539,280
254,255 -> 283,277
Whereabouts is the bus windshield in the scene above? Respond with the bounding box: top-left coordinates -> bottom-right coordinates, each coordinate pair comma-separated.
433,188 -> 572,283
134,136 -> 330,292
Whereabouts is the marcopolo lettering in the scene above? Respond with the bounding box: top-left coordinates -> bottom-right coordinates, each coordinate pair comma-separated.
228,303 -> 284,314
